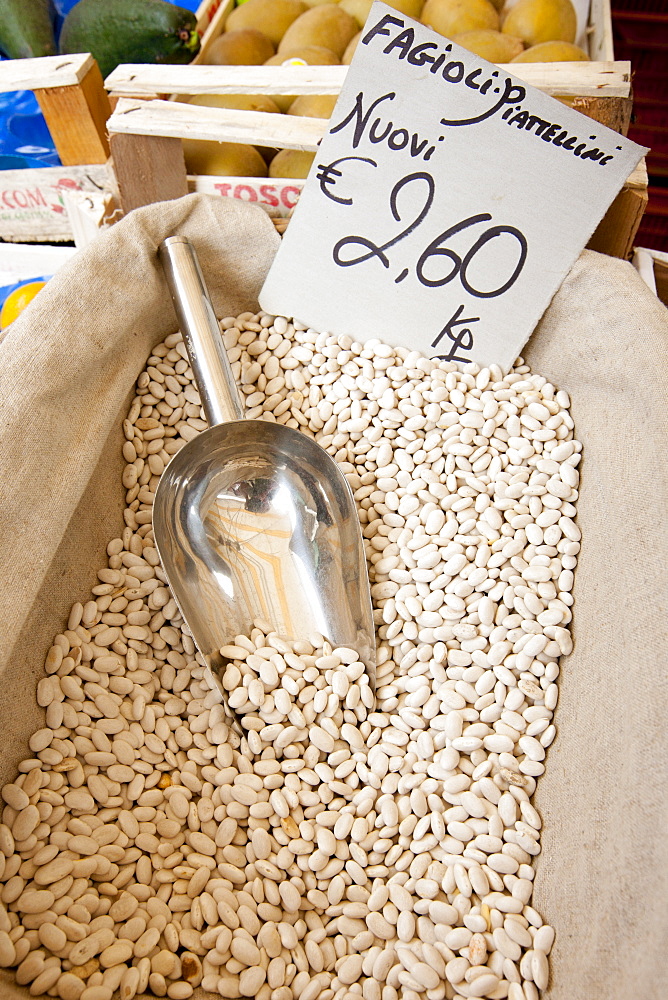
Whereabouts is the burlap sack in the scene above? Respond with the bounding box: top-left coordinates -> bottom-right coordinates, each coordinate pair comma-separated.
0,193 -> 666,1000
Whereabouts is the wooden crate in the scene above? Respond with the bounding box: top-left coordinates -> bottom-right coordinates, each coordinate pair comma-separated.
587,0 -> 615,60
633,247 -> 668,307
0,0 -> 643,251
104,60 -> 647,260
102,0 -> 641,252
0,0 -> 225,243
0,53 -> 114,242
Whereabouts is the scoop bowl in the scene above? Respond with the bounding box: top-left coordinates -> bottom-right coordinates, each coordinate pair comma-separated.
153,237 -> 376,713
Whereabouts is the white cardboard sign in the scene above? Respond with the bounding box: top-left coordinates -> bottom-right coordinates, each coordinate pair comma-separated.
259,2 -> 647,371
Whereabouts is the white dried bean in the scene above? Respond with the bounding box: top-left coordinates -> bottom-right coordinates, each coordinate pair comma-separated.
0,317 -> 581,1000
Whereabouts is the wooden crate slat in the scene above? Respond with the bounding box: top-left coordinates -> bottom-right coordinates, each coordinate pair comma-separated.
189,161 -> 648,202
506,60 -> 630,98
105,61 -> 632,100
105,64 -> 348,97
0,53 -> 96,92
623,160 -> 649,191
570,94 -> 633,136
110,133 -> 188,213
106,89 -> 643,154
108,98 -> 327,150
588,0 -> 616,62
36,62 -> 111,166
588,183 -> 648,258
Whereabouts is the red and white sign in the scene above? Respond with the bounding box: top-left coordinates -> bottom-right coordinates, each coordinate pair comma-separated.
0,165 -> 111,242
192,175 -> 304,217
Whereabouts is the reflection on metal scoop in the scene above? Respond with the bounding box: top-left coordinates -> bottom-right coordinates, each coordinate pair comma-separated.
153,237 -> 376,721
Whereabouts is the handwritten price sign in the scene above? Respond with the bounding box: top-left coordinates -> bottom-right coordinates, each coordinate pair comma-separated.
260,3 -> 646,371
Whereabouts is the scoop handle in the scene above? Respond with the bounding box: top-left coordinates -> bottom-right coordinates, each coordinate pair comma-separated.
159,236 -> 244,427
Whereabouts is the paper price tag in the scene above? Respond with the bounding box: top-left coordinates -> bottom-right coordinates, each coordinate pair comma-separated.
259,3 -> 647,371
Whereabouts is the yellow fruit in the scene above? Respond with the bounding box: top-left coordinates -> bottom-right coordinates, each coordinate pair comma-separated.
0,281 -> 46,330
269,149 -> 316,178
225,0 -> 307,46
339,0 -> 373,27
421,0 -> 499,38
510,39 -> 588,60
342,30 -> 361,63
453,28 -> 523,59
204,28 -> 275,65
501,0 -> 576,46
263,45 -> 340,109
181,139 -> 268,177
287,94 -> 338,117
264,44 -> 340,65
187,93 -> 282,114
385,0 -> 426,17
183,95 -> 281,166
278,4 -> 358,58
340,0 -> 425,30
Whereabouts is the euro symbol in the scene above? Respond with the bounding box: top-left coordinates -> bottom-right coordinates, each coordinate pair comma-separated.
315,155 -> 377,205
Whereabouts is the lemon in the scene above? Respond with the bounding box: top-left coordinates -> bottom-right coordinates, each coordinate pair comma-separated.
0,280 -> 46,330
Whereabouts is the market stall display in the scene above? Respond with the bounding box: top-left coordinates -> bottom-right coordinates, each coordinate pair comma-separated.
0,0 -> 202,173
0,0 -> 644,248
0,194 -> 666,1000
0,0 -> 664,996
103,57 -> 646,260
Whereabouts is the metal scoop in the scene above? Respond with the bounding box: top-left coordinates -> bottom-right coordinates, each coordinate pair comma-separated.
154,236 -> 376,718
